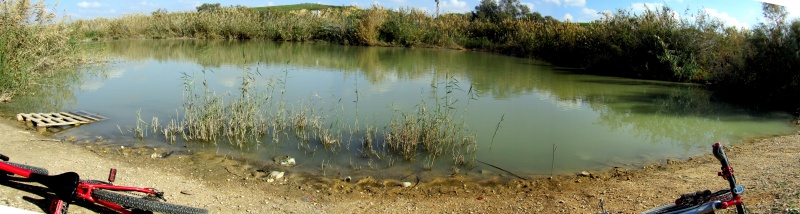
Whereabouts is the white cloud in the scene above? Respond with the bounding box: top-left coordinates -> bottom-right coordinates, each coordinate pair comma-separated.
440,0 -> 469,13
268,2 -> 274,6
544,0 -> 560,6
564,0 -> 585,7
630,2 -> 664,13
704,8 -> 749,29
563,13 -> 573,21
77,1 -> 101,8
544,0 -> 584,7
139,1 -> 158,7
522,2 -> 534,10
78,8 -> 117,14
581,8 -> 597,15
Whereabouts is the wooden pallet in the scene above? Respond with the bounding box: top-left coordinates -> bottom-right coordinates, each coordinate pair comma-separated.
16,110 -> 107,133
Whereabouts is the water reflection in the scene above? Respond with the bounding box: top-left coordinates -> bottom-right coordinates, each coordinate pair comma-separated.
2,40 -> 793,176
0,65 -> 94,117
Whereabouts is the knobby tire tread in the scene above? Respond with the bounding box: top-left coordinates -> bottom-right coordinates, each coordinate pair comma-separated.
4,162 -> 49,175
91,189 -> 207,214
641,204 -> 686,214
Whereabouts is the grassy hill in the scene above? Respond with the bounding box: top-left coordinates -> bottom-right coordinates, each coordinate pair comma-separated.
251,3 -> 352,12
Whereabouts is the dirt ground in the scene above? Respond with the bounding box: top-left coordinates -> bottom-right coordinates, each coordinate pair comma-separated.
1,118 -> 799,214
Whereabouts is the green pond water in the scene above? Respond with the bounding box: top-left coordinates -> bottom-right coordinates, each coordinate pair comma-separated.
2,40 -> 796,177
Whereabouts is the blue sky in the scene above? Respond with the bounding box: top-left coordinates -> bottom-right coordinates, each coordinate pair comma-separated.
46,0 -> 800,28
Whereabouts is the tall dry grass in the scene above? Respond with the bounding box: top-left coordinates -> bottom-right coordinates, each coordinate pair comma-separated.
0,0 -> 84,100
131,66 -> 478,169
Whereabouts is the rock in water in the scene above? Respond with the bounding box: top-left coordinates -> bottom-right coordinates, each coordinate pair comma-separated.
267,171 -> 285,182
274,156 -> 297,167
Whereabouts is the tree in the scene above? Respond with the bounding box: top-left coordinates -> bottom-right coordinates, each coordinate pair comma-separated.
196,3 -> 221,12
473,0 -> 531,22
526,11 -> 545,23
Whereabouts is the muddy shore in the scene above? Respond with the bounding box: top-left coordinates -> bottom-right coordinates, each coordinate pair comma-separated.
1,119 -> 798,213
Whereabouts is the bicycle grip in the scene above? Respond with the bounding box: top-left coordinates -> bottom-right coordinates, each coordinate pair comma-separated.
0,154 -> 8,161
712,142 -> 730,168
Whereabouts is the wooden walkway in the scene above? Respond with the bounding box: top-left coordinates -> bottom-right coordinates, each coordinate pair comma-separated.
16,110 -> 107,133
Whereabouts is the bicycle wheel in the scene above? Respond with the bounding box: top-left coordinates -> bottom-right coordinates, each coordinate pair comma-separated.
641,203 -> 687,214
3,162 -> 49,175
91,189 -> 207,214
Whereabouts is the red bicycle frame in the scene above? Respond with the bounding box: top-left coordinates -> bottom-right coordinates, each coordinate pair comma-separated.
0,160 -> 163,214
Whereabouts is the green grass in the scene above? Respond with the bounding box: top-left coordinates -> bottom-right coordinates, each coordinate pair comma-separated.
251,3 -> 352,12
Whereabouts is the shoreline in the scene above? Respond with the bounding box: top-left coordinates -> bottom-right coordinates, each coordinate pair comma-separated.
1,118 -> 798,213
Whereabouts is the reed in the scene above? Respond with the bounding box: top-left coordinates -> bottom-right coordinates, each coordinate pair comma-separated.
0,0 -> 86,100
129,65 -> 478,170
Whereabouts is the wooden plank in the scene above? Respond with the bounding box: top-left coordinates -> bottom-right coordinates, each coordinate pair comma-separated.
61,112 -> 94,123
17,111 -> 106,131
54,114 -> 78,123
72,111 -> 107,121
78,110 -> 108,120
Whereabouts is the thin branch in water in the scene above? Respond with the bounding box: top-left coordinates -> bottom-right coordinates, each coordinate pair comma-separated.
489,113 -> 505,151
550,144 -> 557,177
477,159 -> 527,180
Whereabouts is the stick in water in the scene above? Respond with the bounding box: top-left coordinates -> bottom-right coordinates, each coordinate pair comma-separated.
489,114 -> 505,151
477,160 -> 527,180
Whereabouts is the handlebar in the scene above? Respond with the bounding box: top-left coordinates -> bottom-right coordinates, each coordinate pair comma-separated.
711,142 -> 745,213
712,142 -> 730,169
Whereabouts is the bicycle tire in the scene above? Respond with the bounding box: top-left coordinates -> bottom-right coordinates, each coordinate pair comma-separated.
91,189 -> 207,214
3,162 -> 49,175
641,203 -> 687,214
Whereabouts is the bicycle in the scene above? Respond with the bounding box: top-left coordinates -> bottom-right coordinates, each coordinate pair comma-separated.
0,153 -> 208,214
640,142 -> 746,214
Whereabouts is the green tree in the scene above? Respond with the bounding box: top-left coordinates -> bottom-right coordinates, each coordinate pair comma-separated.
473,0 -> 531,22
715,3 -> 800,111
196,3 -> 221,12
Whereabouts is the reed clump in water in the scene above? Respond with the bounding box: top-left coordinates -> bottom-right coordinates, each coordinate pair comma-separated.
134,67 -> 477,169
383,73 -> 478,168
178,70 -> 271,148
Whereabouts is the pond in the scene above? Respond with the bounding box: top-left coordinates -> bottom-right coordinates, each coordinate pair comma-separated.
2,40 -> 795,178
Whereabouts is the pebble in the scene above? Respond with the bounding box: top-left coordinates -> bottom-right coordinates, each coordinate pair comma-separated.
180,190 -> 194,195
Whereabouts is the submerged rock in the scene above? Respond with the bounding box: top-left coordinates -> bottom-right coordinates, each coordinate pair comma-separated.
267,171 -> 285,183
274,156 -> 296,167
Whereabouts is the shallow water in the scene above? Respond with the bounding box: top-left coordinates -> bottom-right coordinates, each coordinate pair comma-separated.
2,40 -> 795,176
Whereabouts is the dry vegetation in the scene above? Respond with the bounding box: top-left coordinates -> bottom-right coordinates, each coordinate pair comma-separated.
0,0 -> 88,100
127,68 -> 478,170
